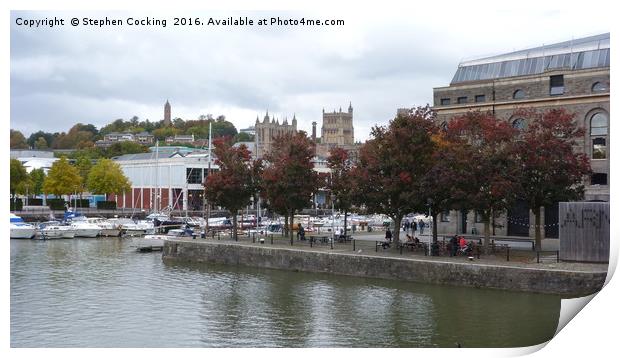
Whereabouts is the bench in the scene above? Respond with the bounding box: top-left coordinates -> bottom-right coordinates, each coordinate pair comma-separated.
451,234 -> 535,251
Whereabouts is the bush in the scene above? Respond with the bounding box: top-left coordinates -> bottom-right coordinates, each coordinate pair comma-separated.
28,198 -> 44,206
96,201 -> 117,210
48,199 -> 67,210
10,198 -> 23,211
74,199 -> 90,208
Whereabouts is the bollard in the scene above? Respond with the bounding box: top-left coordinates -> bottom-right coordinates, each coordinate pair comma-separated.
537,251 -> 540,263
506,247 -> 510,262
353,240 -> 355,251
252,235 -> 255,243
331,239 -> 333,250
271,235 -> 273,245
375,241 -> 378,252
290,237 -> 293,246
556,250 -> 560,263
400,244 -> 403,255
218,232 -> 220,240
310,238 -> 313,248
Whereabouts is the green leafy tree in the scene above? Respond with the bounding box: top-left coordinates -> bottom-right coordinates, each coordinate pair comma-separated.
29,168 -> 46,196
105,142 -> 149,158
152,127 -> 179,141
10,130 -> 29,149
87,159 -> 131,195
43,157 -> 82,197
513,108 -> 592,250
27,131 -> 54,148
34,137 -> 49,149
204,137 -> 262,240
235,132 -> 253,142
75,156 -> 92,194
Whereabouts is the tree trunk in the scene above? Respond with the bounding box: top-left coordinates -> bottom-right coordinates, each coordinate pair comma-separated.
432,212 -> 438,243
283,214 -> 288,237
534,207 -> 542,251
290,209 -> 295,243
344,211 -> 348,237
232,210 -> 238,241
393,216 -> 401,245
483,218 -> 491,254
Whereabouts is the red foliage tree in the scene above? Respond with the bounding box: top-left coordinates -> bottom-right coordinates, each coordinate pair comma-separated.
445,111 -> 520,252
352,106 -> 437,245
513,108 -> 592,250
204,137 -> 261,240
261,132 -> 318,243
327,147 -> 356,237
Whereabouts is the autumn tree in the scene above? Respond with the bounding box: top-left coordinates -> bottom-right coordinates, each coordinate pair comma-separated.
87,159 -> 131,197
445,111 -> 520,252
10,130 -> 29,149
43,157 -> 82,198
261,132 -> 318,242
353,106 -> 437,245
10,159 -> 29,199
513,108 -> 592,250
29,168 -> 46,197
204,137 -> 262,240
27,131 -> 54,148
327,147 -> 356,238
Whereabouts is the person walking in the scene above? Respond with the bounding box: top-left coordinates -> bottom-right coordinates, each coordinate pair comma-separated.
385,228 -> 392,242
419,219 -> 425,235
412,220 -> 417,233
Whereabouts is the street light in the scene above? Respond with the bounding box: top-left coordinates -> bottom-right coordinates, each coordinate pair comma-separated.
331,193 -> 336,240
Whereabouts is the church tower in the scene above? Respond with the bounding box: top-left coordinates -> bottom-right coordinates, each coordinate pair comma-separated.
164,100 -> 171,126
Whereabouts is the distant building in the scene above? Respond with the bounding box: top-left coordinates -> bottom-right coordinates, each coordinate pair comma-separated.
431,33 -> 609,238
164,100 -> 172,126
104,132 -> 135,142
321,103 -> 354,146
135,132 -> 155,144
239,126 -> 256,137
95,131 -> 153,148
254,110 -> 298,158
165,134 -> 195,144
10,150 -> 57,173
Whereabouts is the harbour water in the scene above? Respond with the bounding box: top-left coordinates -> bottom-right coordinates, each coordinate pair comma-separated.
11,237 -> 561,348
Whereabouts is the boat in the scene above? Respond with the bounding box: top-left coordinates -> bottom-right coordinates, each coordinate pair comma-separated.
69,218 -> 102,238
117,218 -> 156,236
10,214 -> 36,239
144,227 -> 199,240
37,221 -> 76,239
85,217 -> 121,237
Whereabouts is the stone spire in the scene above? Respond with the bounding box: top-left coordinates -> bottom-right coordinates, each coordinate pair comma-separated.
348,101 -> 353,113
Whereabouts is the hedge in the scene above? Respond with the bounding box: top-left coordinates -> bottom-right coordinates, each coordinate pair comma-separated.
96,201 -> 117,210
10,198 -> 23,211
47,199 -> 67,211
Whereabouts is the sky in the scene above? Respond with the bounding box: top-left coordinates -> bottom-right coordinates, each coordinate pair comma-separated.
9,3 -> 612,141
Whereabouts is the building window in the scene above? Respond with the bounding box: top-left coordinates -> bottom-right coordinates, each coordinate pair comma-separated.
441,210 -> 450,222
549,75 -> 564,95
592,138 -> 606,159
186,168 -> 203,184
475,94 -> 486,103
513,89 -> 525,99
457,96 -> 468,104
440,98 -> 451,105
591,173 -> 608,185
512,118 -> 527,131
590,112 -> 608,136
592,82 -> 606,92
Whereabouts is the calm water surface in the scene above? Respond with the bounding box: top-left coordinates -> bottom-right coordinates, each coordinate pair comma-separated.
11,238 -> 561,347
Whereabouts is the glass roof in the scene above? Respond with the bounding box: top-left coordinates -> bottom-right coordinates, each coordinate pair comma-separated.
451,33 -> 610,84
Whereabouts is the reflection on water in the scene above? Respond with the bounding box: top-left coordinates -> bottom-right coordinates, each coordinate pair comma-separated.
11,238 -> 560,347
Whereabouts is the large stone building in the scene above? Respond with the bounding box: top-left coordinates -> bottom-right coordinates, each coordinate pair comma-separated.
321,103 -> 354,146
254,110 -> 298,158
432,33 -> 610,238
163,100 -> 172,126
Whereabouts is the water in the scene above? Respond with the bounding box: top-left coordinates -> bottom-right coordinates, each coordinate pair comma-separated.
11,238 -> 561,348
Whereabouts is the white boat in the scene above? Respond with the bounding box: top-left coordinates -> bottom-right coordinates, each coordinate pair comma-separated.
144,228 -> 197,240
85,217 -> 121,237
118,219 -> 156,235
38,223 -> 76,239
10,214 -> 36,239
70,219 -> 102,238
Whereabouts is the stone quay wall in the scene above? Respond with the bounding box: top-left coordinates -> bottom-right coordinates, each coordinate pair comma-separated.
162,240 -> 606,297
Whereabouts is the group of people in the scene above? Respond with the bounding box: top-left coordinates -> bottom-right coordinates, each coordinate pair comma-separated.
380,229 -> 421,249
449,235 -> 471,256
403,219 -> 426,235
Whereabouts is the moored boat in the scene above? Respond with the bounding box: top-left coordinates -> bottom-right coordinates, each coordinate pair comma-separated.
10,214 -> 36,239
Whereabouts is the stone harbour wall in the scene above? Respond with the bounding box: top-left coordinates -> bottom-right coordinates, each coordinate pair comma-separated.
162,240 -> 606,297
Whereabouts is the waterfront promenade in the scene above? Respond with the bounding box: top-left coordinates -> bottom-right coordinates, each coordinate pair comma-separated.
161,231 -> 608,296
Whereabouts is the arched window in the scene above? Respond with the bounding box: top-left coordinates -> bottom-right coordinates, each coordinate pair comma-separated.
513,89 -> 525,99
512,118 -> 527,131
592,82 -> 606,92
590,112 -> 608,159
590,112 -> 608,135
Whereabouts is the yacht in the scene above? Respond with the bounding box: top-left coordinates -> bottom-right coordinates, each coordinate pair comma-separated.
118,218 -> 156,236
10,214 -> 36,239
69,218 -> 102,238
85,217 -> 121,237
38,221 -> 76,239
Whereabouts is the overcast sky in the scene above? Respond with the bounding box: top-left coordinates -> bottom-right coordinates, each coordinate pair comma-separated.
10,3 -> 611,141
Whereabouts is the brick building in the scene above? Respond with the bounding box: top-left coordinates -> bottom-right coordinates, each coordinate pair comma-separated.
431,33 -> 609,238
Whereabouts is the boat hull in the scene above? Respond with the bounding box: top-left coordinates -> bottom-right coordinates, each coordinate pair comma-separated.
10,226 -> 36,239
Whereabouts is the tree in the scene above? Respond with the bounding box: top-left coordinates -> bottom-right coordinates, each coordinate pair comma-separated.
152,127 -> 179,141
75,156 -> 92,195
34,137 -> 49,149
204,137 -> 261,240
261,132 -> 318,243
353,106 -> 437,245
29,168 -> 46,196
445,111 -> 520,252
43,157 -> 82,197
27,131 -> 54,148
235,132 -> 253,142
513,108 -> 592,250
327,147 -> 356,238
10,130 -> 29,149
10,159 -> 29,198
105,142 -> 149,158
87,159 -> 131,195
